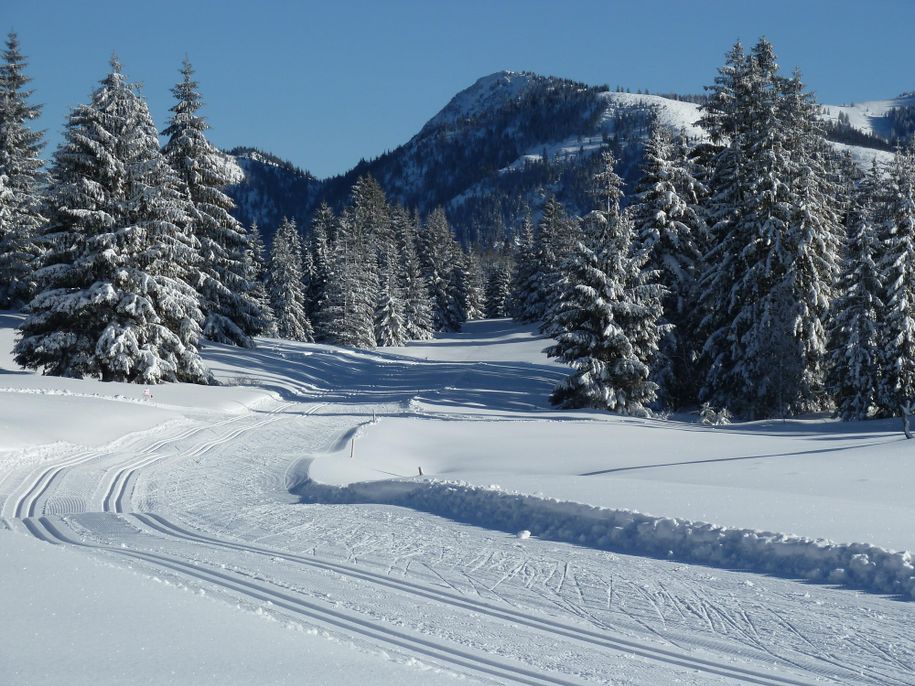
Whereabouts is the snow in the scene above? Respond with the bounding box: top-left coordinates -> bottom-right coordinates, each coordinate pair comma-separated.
821,94 -> 915,139
423,71 -> 537,131
310,413 -> 915,552
495,89 -> 896,177
2,313 -> 915,684
0,530 -> 458,686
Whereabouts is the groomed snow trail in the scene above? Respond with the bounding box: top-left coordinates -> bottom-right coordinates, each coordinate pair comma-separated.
2,319 -> 914,685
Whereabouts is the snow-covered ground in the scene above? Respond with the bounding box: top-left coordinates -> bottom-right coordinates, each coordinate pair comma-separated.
821,94 -> 915,140
1,313 -> 914,685
495,88 -> 898,177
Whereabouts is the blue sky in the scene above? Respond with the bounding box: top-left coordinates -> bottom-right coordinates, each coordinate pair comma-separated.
5,0 -> 914,178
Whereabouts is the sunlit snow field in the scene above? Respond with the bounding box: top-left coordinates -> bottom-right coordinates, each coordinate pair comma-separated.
2,311 -> 914,686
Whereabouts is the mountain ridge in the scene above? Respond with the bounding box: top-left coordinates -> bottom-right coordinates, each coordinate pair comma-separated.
226,70 -> 914,246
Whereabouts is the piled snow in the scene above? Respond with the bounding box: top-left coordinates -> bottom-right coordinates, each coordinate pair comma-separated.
299,478 -> 915,600
309,413 -> 915,552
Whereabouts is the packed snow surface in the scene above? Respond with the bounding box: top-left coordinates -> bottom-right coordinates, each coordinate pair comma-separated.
1,313 -> 914,685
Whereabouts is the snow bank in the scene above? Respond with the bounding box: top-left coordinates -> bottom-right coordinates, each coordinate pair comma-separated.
299,478 -> 915,600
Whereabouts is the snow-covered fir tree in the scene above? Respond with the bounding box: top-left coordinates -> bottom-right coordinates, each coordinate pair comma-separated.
876,144 -> 915,416
827,162 -> 883,420
698,39 -> 841,418
307,202 -> 334,329
0,32 -> 45,308
391,205 -> 433,340
374,252 -> 407,347
418,207 -> 464,332
485,261 -> 512,318
318,178 -> 380,347
535,196 -> 581,335
15,59 -> 210,384
628,120 -> 704,407
246,222 -> 276,336
545,199 -> 664,415
162,58 -> 268,347
453,249 -> 485,323
510,213 -> 540,321
267,218 -> 312,341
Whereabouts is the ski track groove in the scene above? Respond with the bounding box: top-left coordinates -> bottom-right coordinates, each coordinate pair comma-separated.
106,402 -> 309,514
31,516 -> 592,686
7,392 -> 907,686
112,511 -> 828,686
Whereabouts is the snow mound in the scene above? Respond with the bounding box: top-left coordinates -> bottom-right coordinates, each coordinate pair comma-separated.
299,478 -> 915,600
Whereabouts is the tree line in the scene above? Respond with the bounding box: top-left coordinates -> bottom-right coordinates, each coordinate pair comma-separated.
509,39 -> 915,421
3,33 -> 915,422
0,33 -> 484,384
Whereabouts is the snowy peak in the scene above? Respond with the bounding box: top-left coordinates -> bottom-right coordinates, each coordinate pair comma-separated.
422,71 -> 542,131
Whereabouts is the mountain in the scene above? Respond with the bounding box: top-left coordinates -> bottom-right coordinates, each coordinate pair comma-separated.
225,71 -> 913,247
227,147 -> 321,243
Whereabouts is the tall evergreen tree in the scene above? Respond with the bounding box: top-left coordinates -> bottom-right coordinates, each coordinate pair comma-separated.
267,218 -> 312,341
307,202 -> 334,329
246,222 -> 276,336
629,121 -> 704,407
698,40 -> 841,418
827,162 -> 883,420
534,196 -> 580,335
318,178 -> 381,347
876,145 -> 915,415
453,249 -> 485,323
374,252 -> 407,347
391,205 -> 433,340
15,59 -> 210,384
0,32 -> 45,308
418,207 -> 463,331
546,207 -> 664,415
485,261 -> 512,318
510,212 -> 540,321
162,58 -> 267,347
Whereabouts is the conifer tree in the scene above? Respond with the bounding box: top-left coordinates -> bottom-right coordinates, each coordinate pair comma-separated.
876,145 -> 915,415
318,179 -> 380,347
629,121 -> 704,406
267,218 -> 312,341
307,202 -> 334,328
391,205 -> 433,340
485,261 -> 512,318
546,207 -> 663,415
698,40 -> 841,418
827,162 -> 883,420
0,32 -> 45,308
510,212 -> 543,322
15,59 -> 210,384
453,249 -> 485,323
535,197 -> 580,335
419,207 -> 463,331
374,252 -> 407,347
246,222 -> 276,336
162,58 -> 267,347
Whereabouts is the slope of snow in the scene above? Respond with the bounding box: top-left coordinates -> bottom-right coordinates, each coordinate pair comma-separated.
498,91 -> 706,174
821,94 -> 915,138
1,530 -> 460,686
423,70 -> 538,130
599,92 -> 705,139
2,315 -> 914,684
